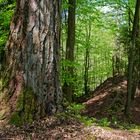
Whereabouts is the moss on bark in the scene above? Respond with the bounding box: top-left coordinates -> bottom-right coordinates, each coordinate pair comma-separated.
9,88 -> 36,125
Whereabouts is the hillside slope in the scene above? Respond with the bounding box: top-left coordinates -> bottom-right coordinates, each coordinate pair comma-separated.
83,75 -> 140,125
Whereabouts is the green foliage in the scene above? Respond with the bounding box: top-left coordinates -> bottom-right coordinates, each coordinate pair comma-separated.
118,122 -> 140,131
111,116 -> 118,125
67,103 -> 85,114
57,103 -> 96,126
77,115 -> 96,126
97,115 -> 140,131
67,103 -> 96,126
98,118 -> 110,127
0,0 -> 15,63
61,0 -> 128,99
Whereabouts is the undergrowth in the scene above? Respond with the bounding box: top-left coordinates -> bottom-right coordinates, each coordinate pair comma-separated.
57,103 -> 140,132
56,103 -> 96,126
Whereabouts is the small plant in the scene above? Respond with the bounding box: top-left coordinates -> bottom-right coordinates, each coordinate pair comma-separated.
111,116 -> 118,125
98,118 -> 110,127
66,103 -> 98,126
67,103 -> 85,114
74,114 -> 95,126
57,103 -> 96,126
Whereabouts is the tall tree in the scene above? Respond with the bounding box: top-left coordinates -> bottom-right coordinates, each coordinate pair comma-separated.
63,0 -> 76,102
84,22 -> 91,95
125,0 -> 140,115
3,0 -> 62,117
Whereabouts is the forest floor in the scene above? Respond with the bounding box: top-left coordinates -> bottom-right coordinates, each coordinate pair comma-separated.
0,75 -> 140,140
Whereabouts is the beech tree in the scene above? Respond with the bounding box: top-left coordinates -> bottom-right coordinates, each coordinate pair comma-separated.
125,0 -> 140,115
3,0 -> 62,117
63,0 -> 76,102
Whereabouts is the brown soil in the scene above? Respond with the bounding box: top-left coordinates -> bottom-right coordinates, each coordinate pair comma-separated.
0,116 -> 140,140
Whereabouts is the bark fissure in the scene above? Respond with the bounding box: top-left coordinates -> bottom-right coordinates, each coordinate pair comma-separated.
4,0 -> 62,118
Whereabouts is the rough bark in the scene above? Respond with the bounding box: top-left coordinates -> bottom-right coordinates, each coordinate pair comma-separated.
3,0 -> 62,117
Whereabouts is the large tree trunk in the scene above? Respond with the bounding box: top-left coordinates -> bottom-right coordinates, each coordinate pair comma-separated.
3,0 -> 62,117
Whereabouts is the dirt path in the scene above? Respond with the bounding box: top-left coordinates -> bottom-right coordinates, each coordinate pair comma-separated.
85,126 -> 140,140
0,117 -> 140,140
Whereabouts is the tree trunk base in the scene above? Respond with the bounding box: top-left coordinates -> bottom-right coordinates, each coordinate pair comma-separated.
0,72 -> 42,125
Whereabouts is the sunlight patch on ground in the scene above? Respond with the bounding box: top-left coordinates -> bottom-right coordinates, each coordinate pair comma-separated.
84,92 -> 108,105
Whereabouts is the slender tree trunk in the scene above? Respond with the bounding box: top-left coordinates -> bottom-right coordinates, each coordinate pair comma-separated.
84,23 -> 91,95
125,0 -> 140,115
3,0 -> 62,117
63,0 -> 76,102
112,43 -> 121,76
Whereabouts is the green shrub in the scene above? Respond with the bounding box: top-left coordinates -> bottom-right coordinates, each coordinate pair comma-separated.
0,1 -> 15,64
98,118 -> 110,127
67,103 -> 85,114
